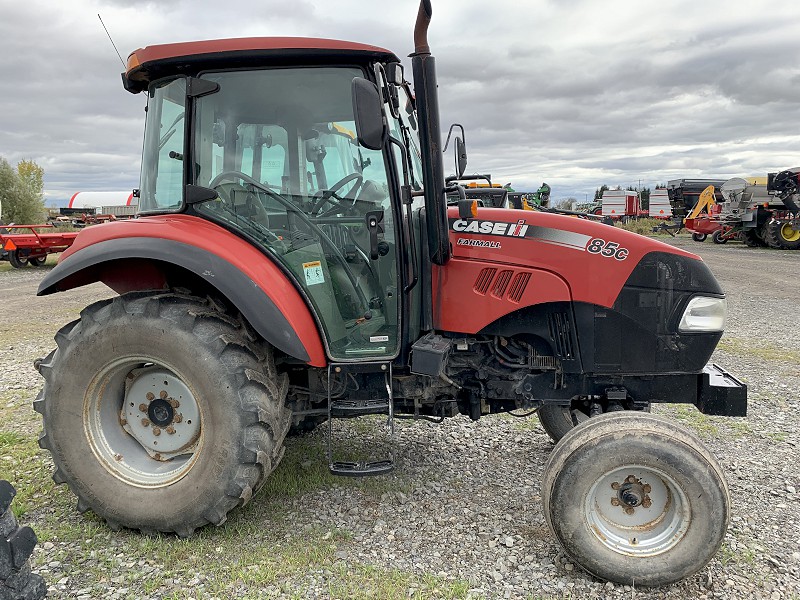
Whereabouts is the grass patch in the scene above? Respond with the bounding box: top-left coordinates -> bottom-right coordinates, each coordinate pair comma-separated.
663,405 -> 720,438
616,218 -> 671,236
508,412 -> 544,433
717,336 -> 800,364
0,430 -> 50,518
261,435 -> 341,498
762,430 -> 788,442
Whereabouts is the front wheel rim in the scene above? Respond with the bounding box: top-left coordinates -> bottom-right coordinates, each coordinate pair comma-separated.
84,358 -> 203,488
585,464 -> 690,557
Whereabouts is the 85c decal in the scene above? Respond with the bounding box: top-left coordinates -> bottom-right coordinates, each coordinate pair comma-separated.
586,238 -> 629,260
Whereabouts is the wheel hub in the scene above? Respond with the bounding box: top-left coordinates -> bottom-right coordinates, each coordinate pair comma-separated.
586,465 -> 690,556
121,367 -> 201,460
148,398 -> 175,427
611,475 -> 653,514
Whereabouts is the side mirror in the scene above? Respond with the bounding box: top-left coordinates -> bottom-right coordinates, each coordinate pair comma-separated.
352,78 -> 387,151
455,137 -> 467,178
386,63 -> 404,85
444,123 -> 468,178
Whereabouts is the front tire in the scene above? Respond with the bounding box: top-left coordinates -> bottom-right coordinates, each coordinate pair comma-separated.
711,229 -> 727,244
35,292 -> 291,536
537,405 -> 589,443
691,233 -> 707,242
542,412 -> 730,586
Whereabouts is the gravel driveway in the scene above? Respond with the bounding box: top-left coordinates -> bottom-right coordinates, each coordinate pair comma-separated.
0,234 -> 798,599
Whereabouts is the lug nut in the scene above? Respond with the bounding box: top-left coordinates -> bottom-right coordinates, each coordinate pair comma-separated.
642,497 -> 652,508
168,398 -> 180,408
139,403 -> 148,412
160,390 -> 168,399
141,418 -> 151,427
624,507 -> 635,515
611,482 -> 620,490
119,417 -> 128,426
611,497 -> 621,506
174,413 -> 183,423
153,427 -> 161,436
166,426 -> 176,435
643,484 -> 652,494
146,392 -> 155,401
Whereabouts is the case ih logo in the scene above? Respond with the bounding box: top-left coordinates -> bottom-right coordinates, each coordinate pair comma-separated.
450,217 -> 630,260
451,219 -> 528,237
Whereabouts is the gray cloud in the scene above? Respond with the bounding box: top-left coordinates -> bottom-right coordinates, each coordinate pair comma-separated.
1,0 -> 800,204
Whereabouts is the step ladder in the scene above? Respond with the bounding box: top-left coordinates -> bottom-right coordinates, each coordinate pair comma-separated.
327,361 -> 394,477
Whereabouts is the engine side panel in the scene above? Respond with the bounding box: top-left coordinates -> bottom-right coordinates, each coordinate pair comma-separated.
433,258 -> 571,333
442,207 -> 699,312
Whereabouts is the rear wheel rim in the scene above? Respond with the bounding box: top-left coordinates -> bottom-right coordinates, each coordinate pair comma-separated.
84,357 -> 203,488
780,222 -> 800,242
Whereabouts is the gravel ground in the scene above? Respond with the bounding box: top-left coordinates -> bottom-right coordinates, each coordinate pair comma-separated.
1,234 -> 798,599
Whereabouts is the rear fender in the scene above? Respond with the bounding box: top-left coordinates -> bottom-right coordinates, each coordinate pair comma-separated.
37,218 -> 326,366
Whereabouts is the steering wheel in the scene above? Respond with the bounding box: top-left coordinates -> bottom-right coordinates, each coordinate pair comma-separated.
206,170 -> 373,319
310,173 -> 363,216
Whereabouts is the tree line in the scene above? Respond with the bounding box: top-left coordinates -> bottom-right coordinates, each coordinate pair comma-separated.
0,157 -> 46,224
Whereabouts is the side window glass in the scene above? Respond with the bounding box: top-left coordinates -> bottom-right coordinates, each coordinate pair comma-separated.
140,78 -> 186,211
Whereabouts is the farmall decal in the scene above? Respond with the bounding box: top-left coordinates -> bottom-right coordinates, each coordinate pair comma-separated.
449,218 -> 629,260
457,238 -> 502,248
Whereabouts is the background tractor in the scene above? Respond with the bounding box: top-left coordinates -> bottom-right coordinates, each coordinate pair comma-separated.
34,0 -> 746,586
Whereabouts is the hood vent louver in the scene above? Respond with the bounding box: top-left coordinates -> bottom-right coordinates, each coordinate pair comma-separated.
507,272 -> 531,303
473,268 -> 497,295
491,270 -> 513,298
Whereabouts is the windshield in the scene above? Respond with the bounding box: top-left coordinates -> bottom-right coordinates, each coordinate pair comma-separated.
190,67 -> 400,360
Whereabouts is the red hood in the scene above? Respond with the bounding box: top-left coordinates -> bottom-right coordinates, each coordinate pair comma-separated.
445,206 -> 699,309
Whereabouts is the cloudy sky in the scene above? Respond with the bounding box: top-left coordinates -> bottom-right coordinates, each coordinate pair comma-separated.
2,0 -> 800,206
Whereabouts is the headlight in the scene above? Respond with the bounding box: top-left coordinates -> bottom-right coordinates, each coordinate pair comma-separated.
679,296 -> 727,332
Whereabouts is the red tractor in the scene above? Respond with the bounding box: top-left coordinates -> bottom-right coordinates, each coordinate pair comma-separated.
34,1 -> 745,586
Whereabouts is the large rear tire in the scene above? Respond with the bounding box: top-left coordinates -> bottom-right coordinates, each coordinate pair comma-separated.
742,228 -> 763,247
764,218 -> 800,250
35,292 -> 291,536
542,412 -> 730,586
1,481 -> 47,600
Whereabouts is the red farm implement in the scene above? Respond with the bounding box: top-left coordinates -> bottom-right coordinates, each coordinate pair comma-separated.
0,224 -> 78,268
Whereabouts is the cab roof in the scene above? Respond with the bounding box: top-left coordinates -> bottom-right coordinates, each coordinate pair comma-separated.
123,37 -> 400,93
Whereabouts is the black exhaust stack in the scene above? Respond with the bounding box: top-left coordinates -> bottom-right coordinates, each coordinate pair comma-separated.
411,0 -> 450,265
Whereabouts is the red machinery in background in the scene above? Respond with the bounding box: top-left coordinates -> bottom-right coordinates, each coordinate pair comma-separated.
0,224 -> 78,268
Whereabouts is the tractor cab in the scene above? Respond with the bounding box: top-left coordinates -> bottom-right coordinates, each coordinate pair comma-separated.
129,40 -> 426,361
